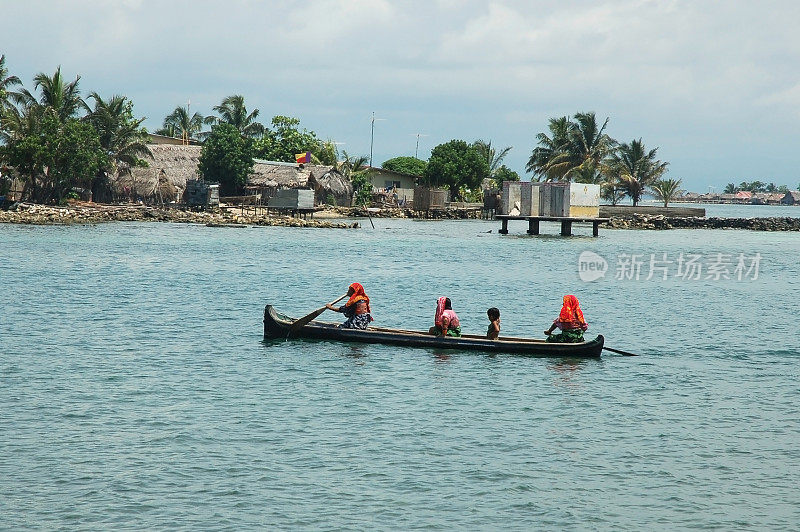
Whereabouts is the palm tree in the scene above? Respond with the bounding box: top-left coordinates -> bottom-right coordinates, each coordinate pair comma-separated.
0,54 -> 21,114
160,105 -> 204,144
526,116 -> 572,180
472,139 -> 512,174
650,178 -> 684,207
339,151 -> 371,205
84,92 -> 152,173
16,66 -> 83,121
609,139 -> 669,206
526,113 -> 615,182
204,94 -> 264,138
723,183 -> 737,194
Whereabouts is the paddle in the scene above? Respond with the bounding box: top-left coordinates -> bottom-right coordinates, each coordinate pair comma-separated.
289,293 -> 349,333
603,346 -> 639,356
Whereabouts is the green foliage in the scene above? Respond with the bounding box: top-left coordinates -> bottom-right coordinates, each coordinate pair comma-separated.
198,123 -> 255,195
608,138 -> 668,206
253,115 -> 319,162
601,182 -> 626,205
724,183 -> 737,194
527,112 -> 616,182
7,113 -> 107,203
84,93 -> 151,173
381,156 -> 427,176
158,105 -> 204,141
314,140 -> 340,166
423,139 -> 490,200
649,178 -> 684,207
338,151 -> 371,206
204,95 -> 264,138
492,165 -> 520,189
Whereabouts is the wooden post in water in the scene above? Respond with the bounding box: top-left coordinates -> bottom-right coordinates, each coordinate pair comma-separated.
527,219 -> 540,235
560,220 -> 572,236
499,218 -> 509,234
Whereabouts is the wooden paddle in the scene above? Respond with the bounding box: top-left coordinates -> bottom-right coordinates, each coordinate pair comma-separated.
603,346 -> 639,356
289,293 -> 349,333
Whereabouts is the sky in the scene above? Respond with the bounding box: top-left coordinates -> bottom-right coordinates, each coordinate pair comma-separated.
3,0 -> 800,192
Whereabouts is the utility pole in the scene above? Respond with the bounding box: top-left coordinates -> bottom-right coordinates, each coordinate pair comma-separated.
369,112 -> 386,167
413,133 -> 429,159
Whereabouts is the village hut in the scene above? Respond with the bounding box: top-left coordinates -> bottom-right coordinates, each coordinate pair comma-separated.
246,161 -> 353,206
96,145 -> 201,204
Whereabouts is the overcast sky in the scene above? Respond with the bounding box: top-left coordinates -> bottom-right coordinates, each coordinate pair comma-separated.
4,0 -> 800,191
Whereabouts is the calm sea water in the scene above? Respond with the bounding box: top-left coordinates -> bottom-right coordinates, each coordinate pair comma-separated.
2,218 -> 799,530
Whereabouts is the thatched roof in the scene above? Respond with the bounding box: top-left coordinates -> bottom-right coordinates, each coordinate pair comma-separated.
113,145 -> 201,201
248,161 -> 328,188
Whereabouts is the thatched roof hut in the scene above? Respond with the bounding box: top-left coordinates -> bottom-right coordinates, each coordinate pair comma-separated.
97,145 -> 201,204
247,161 -> 353,206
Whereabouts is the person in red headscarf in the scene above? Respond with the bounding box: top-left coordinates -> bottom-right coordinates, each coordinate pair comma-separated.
326,282 -> 373,329
428,296 -> 462,337
544,295 -> 588,343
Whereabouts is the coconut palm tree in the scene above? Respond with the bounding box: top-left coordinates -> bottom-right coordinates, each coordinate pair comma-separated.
14,66 -> 83,122
526,116 -> 572,181
472,139 -> 512,175
84,92 -> 152,173
650,178 -> 684,207
204,94 -> 264,138
0,54 -> 21,115
608,139 -> 669,206
339,151 -> 371,205
159,105 -> 204,144
723,183 -> 737,194
527,113 -> 615,182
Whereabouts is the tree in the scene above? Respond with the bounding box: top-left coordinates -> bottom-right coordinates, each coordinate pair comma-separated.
253,115 -> 319,162
313,140 -> 340,166
0,54 -> 21,115
492,165 -> 520,189
608,139 -> 668,206
526,116 -> 572,180
601,182 -> 626,205
198,123 -> 254,195
204,94 -> 264,138
650,178 -> 684,207
14,66 -> 83,122
7,113 -> 106,203
423,139 -> 490,200
723,183 -> 737,194
158,105 -> 204,142
84,93 -> 151,175
527,112 -> 615,182
339,151 -> 371,205
381,156 -> 427,176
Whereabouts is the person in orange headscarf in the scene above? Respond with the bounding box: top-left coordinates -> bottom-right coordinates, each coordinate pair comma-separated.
544,295 -> 588,343
429,296 -> 461,337
326,282 -> 373,329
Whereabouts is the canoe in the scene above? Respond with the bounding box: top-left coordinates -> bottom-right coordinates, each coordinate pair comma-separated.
263,305 -> 604,357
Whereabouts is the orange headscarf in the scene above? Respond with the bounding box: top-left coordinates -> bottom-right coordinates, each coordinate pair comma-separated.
346,282 -> 370,313
558,295 -> 587,330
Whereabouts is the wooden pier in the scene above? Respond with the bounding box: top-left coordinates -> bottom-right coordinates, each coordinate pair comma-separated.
496,215 -> 610,236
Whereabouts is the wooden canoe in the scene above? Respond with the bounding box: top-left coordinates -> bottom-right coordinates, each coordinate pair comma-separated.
263,305 -> 604,357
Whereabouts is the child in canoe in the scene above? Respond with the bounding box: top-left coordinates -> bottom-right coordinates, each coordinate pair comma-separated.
544,295 -> 588,343
487,307 -> 501,340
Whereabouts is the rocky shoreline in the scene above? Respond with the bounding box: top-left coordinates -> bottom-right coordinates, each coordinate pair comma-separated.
0,203 -> 359,229
606,213 -> 800,231
3,203 -> 800,231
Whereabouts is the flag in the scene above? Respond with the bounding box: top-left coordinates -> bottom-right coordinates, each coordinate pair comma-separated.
295,151 -> 311,164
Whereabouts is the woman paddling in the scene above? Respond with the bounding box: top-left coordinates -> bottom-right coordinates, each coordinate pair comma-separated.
326,282 -> 373,329
430,296 -> 461,337
544,294 -> 588,343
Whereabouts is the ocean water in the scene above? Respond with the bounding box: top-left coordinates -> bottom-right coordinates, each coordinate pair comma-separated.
1,218 -> 799,530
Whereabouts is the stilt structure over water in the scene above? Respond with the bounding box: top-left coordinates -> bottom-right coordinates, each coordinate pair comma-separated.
496,215 -> 610,236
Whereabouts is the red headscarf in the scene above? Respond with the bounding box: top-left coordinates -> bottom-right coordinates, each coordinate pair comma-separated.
434,296 -> 447,327
346,282 -> 370,313
558,295 -> 587,330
